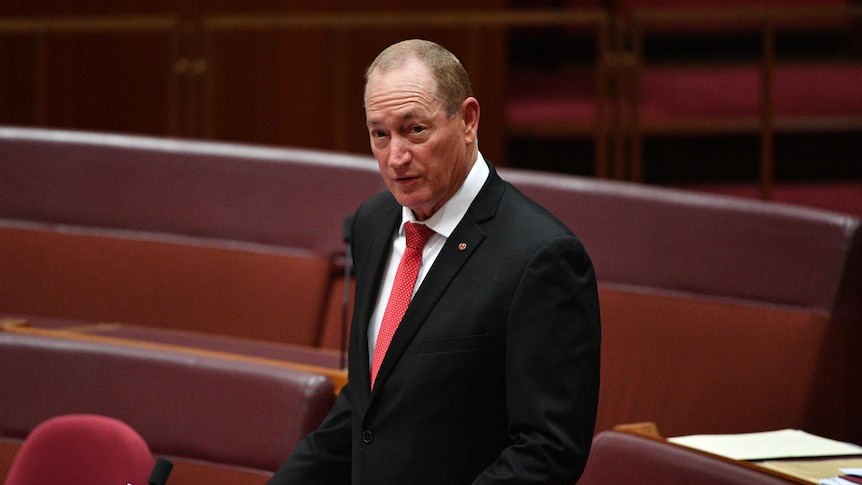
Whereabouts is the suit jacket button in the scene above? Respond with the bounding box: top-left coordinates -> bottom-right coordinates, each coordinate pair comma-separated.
362,430 -> 373,443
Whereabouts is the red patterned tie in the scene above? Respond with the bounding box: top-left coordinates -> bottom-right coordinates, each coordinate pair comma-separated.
370,222 -> 436,389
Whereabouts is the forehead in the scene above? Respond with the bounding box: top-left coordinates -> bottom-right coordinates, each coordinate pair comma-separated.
365,60 -> 442,121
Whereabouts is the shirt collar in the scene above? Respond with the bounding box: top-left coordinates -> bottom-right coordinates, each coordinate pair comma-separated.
399,151 -> 490,238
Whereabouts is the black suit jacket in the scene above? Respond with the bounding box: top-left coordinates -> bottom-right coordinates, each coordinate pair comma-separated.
269,163 -> 601,484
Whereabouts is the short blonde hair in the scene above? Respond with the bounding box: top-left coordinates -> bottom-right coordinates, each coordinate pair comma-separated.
365,39 -> 473,118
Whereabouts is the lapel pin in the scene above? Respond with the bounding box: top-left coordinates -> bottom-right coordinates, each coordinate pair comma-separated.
458,242 -> 467,251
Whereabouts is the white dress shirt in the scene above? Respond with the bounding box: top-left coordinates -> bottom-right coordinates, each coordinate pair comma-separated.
367,153 -> 491,361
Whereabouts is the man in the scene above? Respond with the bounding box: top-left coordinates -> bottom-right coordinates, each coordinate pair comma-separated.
268,39 -> 600,484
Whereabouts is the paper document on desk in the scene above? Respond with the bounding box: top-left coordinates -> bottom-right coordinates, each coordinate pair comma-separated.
668,429 -> 862,461
820,468 -> 862,485
760,458 -> 862,484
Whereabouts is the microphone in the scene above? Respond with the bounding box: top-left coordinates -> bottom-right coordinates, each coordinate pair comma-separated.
148,457 -> 173,485
340,215 -> 354,370
342,214 -> 354,246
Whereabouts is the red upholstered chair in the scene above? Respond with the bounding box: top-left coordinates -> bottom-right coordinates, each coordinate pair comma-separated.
5,414 -> 155,485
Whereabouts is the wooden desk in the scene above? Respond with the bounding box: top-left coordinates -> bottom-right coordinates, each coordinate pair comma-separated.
614,423 -> 862,484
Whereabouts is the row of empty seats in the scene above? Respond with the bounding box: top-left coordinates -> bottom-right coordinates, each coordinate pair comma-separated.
514,1 -> 862,195
0,328 -> 334,483
6,413 -> 805,484
1,125 -> 860,482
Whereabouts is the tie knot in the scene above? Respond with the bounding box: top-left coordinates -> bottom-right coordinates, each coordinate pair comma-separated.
404,222 -> 435,250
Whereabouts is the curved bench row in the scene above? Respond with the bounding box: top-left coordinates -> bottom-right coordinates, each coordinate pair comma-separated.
1,126 -> 860,465
0,328 -> 341,483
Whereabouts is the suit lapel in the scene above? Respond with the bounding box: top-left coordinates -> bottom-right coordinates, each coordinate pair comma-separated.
370,168 -> 506,396
353,201 -> 401,394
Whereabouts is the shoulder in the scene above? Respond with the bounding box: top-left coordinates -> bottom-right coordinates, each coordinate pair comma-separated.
352,191 -> 399,230
357,190 -> 398,216
497,180 -> 576,242
477,166 -> 573,236
349,191 -> 400,252
464,177 -> 591,277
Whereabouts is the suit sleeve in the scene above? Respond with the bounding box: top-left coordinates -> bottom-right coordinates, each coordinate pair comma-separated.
266,383 -> 354,485
475,234 -> 601,485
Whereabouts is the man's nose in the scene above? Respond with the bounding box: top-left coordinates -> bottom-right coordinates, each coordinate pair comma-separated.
388,137 -> 412,167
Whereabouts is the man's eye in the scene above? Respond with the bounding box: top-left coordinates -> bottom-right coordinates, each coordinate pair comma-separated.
372,130 -> 387,138
411,126 -> 425,134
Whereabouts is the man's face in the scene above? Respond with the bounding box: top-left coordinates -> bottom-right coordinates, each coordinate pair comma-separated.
364,59 -> 478,221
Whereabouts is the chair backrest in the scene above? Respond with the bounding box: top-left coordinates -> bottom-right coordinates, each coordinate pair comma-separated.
0,331 -> 335,471
0,126 -> 386,256
501,167 -> 861,319
577,431 -> 795,484
4,414 -> 155,485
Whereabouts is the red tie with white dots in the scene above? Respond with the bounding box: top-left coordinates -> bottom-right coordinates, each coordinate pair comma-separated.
370,222 -> 436,389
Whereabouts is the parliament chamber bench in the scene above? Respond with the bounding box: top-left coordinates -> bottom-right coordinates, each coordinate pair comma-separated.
0,125 -> 385,351
502,168 -> 861,445
577,428 -> 808,484
1,126 -> 860,456
0,327 -> 341,484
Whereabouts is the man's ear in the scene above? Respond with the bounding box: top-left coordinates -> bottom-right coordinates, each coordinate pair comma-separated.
460,97 -> 480,144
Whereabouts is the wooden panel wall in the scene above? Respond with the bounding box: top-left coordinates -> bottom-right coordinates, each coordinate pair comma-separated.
0,1 -> 508,162
0,17 -> 179,136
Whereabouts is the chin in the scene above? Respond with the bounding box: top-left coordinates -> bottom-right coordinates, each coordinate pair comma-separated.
393,192 -> 423,209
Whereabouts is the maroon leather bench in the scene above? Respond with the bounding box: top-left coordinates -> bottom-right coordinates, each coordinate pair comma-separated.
0,126 -> 386,351
2,126 -> 859,447
0,223 -> 335,346
0,126 -> 385,255
0,330 -> 335,478
502,168 -> 861,444
578,430 -> 798,484
502,168 -> 860,315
